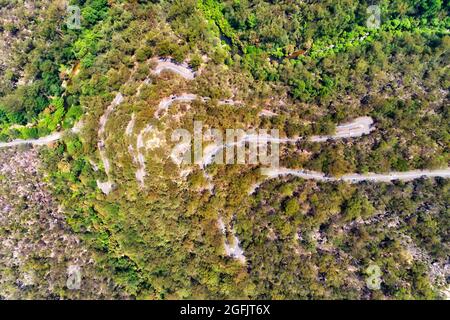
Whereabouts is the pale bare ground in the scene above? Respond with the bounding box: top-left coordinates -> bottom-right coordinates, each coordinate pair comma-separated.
97,92 -> 124,176
3,56 -> 447,267
95,57 -> 191,189
310,116 -> 374,142
95,92 -> 124,194
155,94 -> 199,118
0,132 -> 62,148
125,113 -> 135,136
200,133 -> 295,168
259,109 -> 278,117
152,58 -> 195,80
0,120 -> 84,149
170,115 -> 449,194
127,58 -> 198,186
1,106 -> 447,193
247,167 -> 450,194
260,167 -> 450,182
96,180 -> 113,195
200,117 -> 376,168
150,60 -> 247,263
134,123 -> 155,186
155,94 -> 240,119
217,217 -> 246,264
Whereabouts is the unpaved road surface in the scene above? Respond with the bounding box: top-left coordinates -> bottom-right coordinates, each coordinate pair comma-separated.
152,58 -> 195,80
0,121 -> 84,149
95,92 -> 124,194
260,167 -> 450,183
248,167 -> 450,194
97,92 -> 124,176
155,94 -> 239,118
0,132 -> 62,148
155,94 -> 199,118
201,116 -> 376,165
310,116 -> 374,142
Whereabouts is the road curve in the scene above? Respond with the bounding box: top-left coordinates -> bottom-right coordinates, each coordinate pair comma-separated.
152,58 -> 195,80
310,116 -> 374,142
201,116 -> 377,165
155,94 -> 199,118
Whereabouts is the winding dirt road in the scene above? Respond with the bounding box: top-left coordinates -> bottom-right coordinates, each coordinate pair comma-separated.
152,58 -> 196,80
247,167 -> 450,194
0,132 -> 62,148
260,167 -> 450,182
0,121 -> 83,149
2,60 -> 448,190
98,92 -> 124,176
310,116 -> 374,142
2,58 -> 447,266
